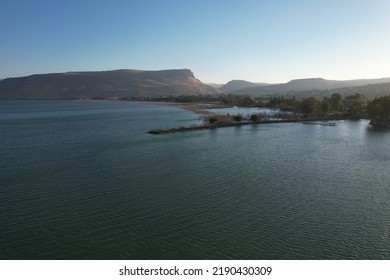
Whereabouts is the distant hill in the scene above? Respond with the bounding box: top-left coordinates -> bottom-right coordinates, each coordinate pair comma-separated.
205,83 -> 223,88
220,80 -> 269,93
0,69 -> 218,100
233,77 -> 390,98
292,82 -> 390,100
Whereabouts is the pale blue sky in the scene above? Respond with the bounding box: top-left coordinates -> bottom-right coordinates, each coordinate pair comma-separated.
1,0 -> 390,83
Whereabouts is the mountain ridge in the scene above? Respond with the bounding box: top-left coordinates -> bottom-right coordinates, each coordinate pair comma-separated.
220,80 -> 269,93
2,70 -> 390,100
0,69 -> 217,99
230,77 -> 390,98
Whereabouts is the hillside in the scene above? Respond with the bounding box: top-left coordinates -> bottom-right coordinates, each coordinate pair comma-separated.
232,77 -> 390,98
0,69 -> 217,99
220,80 -> 268,93
293,82 -> 390,100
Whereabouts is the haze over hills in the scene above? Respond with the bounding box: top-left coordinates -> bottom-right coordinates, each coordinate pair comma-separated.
204,83 -> 224,88
0,69 -> 217,99
229,77 -> 390,98
219,80 -> 269,93
1,69 -> 390,100
287,82 -> 390,100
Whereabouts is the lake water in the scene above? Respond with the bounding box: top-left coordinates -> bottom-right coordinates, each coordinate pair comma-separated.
1,101 -> 390,259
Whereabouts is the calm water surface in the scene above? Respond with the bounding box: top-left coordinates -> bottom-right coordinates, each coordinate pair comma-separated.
1,101 -> 390,259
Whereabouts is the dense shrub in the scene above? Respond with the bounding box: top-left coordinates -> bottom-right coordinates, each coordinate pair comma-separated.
250,114 -> 260,122
233,115 -> 243,122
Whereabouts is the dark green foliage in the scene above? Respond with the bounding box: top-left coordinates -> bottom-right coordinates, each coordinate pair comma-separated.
321,98 -> 331,114
330,93 -> 344,112
266,96 -> 298,111
345,93 -> 366,115
298,94 -> 344,116
209,116 -> 218,124
233,115 -> 243,122
300,97 -> 320,115
250,114 -> 260,122
367,95 -> 390,121
220,94 -> 257,106
135,91 -> 377,121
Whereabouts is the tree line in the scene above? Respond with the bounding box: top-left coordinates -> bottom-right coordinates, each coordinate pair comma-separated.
266,93 -> 366,118
130,92 -> 389,126
366,95 -> 390,128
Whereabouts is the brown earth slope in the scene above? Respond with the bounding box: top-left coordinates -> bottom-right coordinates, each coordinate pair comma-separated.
0,69 -> 217,99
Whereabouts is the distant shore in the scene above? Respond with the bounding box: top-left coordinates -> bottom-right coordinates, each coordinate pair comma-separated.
78,98 -> 129,103
141,101 -> 229,116
78,99 -> 227,115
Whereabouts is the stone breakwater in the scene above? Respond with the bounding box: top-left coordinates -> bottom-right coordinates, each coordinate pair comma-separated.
147,117 -> 362,134
147,118 -> 343,134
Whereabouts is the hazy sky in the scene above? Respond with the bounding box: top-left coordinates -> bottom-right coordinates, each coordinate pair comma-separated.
1,0 -> 390,83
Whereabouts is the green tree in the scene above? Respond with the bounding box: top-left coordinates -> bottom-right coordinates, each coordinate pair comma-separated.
330,93 -> 345,112
321,97 -> 331,115
367,95 -> 390,121
209,116 -> 218,124
345,93 -> 366,115
300,97 -> 320,115
233,114 -> 243,122
250,114 -> 260,122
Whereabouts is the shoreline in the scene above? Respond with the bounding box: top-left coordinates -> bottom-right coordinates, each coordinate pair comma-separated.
142,101 -> 363,134
78,99 -> 217,115
141,101 -> 229,116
